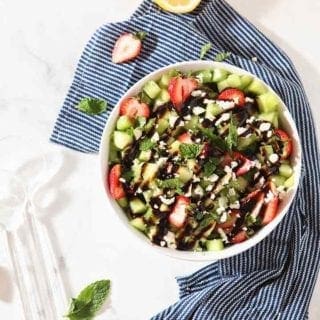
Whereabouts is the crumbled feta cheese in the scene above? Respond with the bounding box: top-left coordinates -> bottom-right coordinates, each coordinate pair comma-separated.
177,120 -> 185,127
254,172 -> 260,180
246,116 -> 256,124
193,106 -> 206,115
191,90 -> 203,97
206,185 -> 213,192
159,141 -> 167,149
257,176 -> 265,187
192,175 -> 200,183
231,161 -> 238,169
218,228 -> 229,243
230,201 -> 240,209
185,184 -> 192,197
252,56 -> 258,62
264,190 -> 275,204
154,204 -> 159,209
184,115 -> 192,121
151,132 -> 160,142
254,160 -> 262,169
245,97 -> 254,103
159,195 -> 175,205
160,240 -> 166,247
210,193 -> 216,200
136,187 -> 143,194
269,153 -> 279,164
133,128 -> 142,140
216,100 -> 235,110
217,207 -> 225,215
220,211 -> 228,223
157,157 -> 168,166
208,174 -> 219,182
242,227 -> 248,231
267,130 -> 273,138
203,98 -> 215,104
172,156 -> 180,162
154,154 -> 159,159
195,138 -> 201,143
215,112 -> 231,126
237,127 -> 248,136
259,122 -> 271,132
229,188 -> 236,196
194,185 -> 204,196
224,165 -> 232,173
119,177 -> 126,183
169,115 -> 179,128
163,231 -> 176,249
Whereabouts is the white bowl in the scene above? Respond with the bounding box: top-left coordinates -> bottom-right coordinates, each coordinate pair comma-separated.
99,61 -> 302,261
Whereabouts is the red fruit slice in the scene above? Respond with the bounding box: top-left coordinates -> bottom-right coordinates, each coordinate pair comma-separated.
168,77 -> 198,111
261,196 -> 279,225
251,192 -> 265,218
218,88 -> 245,107
233,152 -> 255,176
169,196 -> 190,228
231,230 -> 248,244
108,164 -> 125,200
119,97 -> 150,118
217,210 -> 239,229
178,132 -> 193,144
112,33 -> 142,64
200,142 -> 210,157
275,129 -> 293,160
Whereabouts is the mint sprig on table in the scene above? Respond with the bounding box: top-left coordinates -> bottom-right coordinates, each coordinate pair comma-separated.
199,42 -> 212,59
76,97 -> 107,115
214,51 -> 231,62
225,116 -> 238,150
179,143 -> 202,159
65,279 -> 111,320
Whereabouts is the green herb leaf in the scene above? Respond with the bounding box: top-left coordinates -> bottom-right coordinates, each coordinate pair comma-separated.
203,157 -> 219,176
198,126 -> 228,151
179,143 -> 202,159
133,31 -> 147,41
139,138 -> 156,151
76,98 -> 107,115
122,170 -> 134,182
157,178 -> 184,194
245,214 -> 261,227
65,280 -> 111,320
214,51 -> 231,62
199,42 -> 212,60
199,212 -> 219,228
225,116 -> 238,151
137,116 -> 147,127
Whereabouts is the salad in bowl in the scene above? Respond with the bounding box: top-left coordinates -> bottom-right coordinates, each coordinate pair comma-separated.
100,61 -> 301,260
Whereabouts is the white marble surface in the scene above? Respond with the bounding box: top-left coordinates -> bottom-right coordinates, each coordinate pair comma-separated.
0,0 -> 320,319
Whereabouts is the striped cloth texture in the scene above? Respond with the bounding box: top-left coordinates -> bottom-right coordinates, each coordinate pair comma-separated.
51,1 -> 320,319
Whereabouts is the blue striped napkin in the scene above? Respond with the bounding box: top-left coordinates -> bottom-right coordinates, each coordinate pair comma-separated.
51,1 -> 320,318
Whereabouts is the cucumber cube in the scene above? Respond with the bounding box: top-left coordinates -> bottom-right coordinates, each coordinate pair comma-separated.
142,163 -> 159,182
143,80 -> 161,99
130,198 -> 147,214
258,112 -> 279,128
109,141 -> 120,163
144,207 -> 154,220
116,115 -> 133,131
240,74 -> 254,90
117,197 -> 128,208
238,134 -> 258,151
187,159 -> 197,171
156,118 -> 169,134
143,190 -> 153,203
132,161 -> 142,182
185,116 -> 199,131
212,68 -> 229,82
169,140 -> 181,153
130,217 -> 147,232
233,176 -> 248,192
158,73 -> 171,88
113,131 -> 133,150
196,70 -> 213,83
284,175 -> 294,188
270,175 -> 286,187
279,164 -> 293,178
217,79 -> 230,92
260,145 -> 274,156
154,89 -> 170,108
246,79 -> 268,95
206,103 -> 222,118
257,91 -> 280,113
139,150 -> 152,162
140,91 -> 152,105
206,239 -> 224,251
145,118 -> 156,132
226,74 -> 242,88
177,166 -> 193,183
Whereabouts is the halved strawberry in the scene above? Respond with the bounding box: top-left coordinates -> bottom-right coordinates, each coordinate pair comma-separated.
261,196 -> 279,225
218,88 -> 245,107
169,196 -> 190,228
251,192 -> 265,218
241,189 -> 261,204
275,129 -> 293,159
231,230 -> 248,244
233,152 -> 255,176
119,97 -> 150,118
178,132 -> 193,144
217,210 -> 239,229
168,77 -> 198,111
112,33 -> 142,64
108,164 -> 125,200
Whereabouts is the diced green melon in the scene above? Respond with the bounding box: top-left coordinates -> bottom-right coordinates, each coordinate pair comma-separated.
140,91 -> 152,105
226,74 -> 242,88
113,131 -> 133,150
217,79 -> 230,92
177,166 -> 193,183
196,70 -> 213,83
238,134 -> 258,151
139,150 -> 152,162
185,116 -> 199,131
270,175 -> 286,187
279,164 -> 293,178
260,145 -> 274,156
258,112 -> 279,128
144,207 -> 153,220
143,190 -> 153,203
240,74 -> 254,90
117,197 -> 128,208
132,161 -> 142,182
212,68 -> 229,82
144,118 -> 155,132
257,91 -> 280,113
158,69 -> 179,88
169,140 -> 181,153
142,163 -> 159,183
187,159 -> 197,171
109,141 -> 119,163
143,80 -> 161,99
130,198 -> 147,214
246,78 -> 268,95
130,217 -> 147,232
206,239 -> 224,251
156,118 -> 169,134
284,175 -> 295,188
116,115 -> 133,131
206,103 -> 223,118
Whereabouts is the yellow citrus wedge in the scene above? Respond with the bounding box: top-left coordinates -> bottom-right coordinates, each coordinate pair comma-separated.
154,0 -> 202,14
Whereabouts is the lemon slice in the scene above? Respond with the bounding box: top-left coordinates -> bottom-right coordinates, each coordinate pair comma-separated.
154,0 -> 202,14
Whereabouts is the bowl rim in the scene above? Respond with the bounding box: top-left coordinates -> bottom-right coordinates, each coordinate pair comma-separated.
99,60 -> 302,261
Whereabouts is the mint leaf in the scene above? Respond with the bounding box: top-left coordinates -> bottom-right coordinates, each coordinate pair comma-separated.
225,117 -> 238,151
200,42 -> 212,60
65,279 -> 111,320
198,126 -> 228,151
122,170 -> 134,182
157,178 -> 184,194
199,212 -> 219,228
214,51 -> 231,62
139,138 -> 156,151
133,31 -> 147,41
203,158 -> 219,176
76,98 -> 107,115
179,143 -> 202,159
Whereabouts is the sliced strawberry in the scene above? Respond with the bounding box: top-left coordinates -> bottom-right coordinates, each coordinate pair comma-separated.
218,88 -> 245,107
275,129 -> 293,159
200,142 -> 210,157
178,132 -> 193,144
241,189 -> 261,204
168,77 -> 198,111
233,152 -> 255,176
169,196 -> 190,228
261,196 -> 279,225
108,164 -> 125,200
231,230 -> 248,244
217,210 -> 239,229
112,33 -> 142,64
119,97 -> 150,118
251,192 -> 265,218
